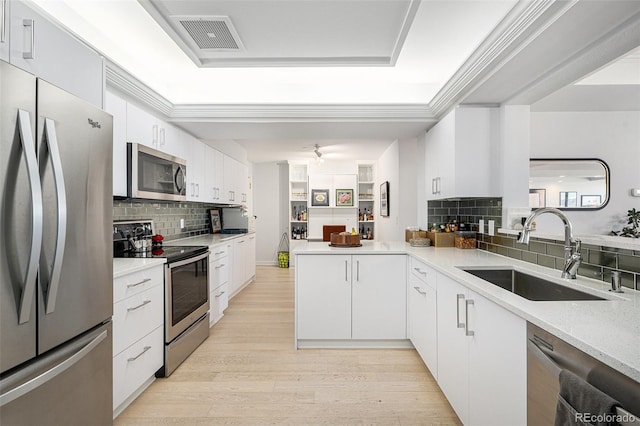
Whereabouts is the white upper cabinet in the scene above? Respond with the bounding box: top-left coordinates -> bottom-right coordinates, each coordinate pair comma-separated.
105,91 -> 128,197
205,146 -> 224,202
184,133 -> 205,201
9,1 -> 103,107
425,107 -> 498,200
1,0 -> 9,62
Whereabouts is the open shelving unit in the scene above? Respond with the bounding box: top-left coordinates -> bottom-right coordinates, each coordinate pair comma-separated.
358,163 -> 375,240
289,162 -> 309,241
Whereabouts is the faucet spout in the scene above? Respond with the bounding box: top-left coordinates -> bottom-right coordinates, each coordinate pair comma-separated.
517,208 -> 581,279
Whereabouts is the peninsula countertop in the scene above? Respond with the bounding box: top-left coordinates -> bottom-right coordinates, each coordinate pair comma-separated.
294,240 -> 640,382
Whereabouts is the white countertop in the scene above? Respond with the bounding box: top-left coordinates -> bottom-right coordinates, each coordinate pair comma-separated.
167,232 -> 255,248
294,241 -> 640,382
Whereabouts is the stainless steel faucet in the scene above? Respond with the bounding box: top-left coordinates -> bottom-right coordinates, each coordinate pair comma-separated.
517,208 -> 582,279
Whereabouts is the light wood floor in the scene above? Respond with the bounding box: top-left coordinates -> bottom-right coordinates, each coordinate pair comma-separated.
114,265 -> 461,425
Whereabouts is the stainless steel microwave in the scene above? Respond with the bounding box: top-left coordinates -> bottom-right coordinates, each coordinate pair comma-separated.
127,143 -> 187,201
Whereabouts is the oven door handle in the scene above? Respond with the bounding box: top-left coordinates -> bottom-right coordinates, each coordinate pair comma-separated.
167,250 -> 210,268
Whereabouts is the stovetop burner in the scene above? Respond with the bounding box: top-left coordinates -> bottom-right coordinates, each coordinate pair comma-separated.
113,220 -> 208,263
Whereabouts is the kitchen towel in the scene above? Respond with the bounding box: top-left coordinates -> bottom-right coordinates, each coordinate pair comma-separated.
555,369 -> 620,426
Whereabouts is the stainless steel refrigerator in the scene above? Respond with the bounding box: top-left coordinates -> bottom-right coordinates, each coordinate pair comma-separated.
0,61 -> 113,425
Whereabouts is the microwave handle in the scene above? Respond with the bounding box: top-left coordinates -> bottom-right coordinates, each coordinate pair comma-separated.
174,166 -> 186,194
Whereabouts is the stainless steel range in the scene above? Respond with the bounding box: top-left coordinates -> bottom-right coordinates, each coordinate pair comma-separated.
113,220 -> 210,377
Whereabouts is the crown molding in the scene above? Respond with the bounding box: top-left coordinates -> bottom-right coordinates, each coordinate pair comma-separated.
429,0 -> 575,118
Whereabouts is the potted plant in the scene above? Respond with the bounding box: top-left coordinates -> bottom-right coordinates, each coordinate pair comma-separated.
613,208 -> 640,238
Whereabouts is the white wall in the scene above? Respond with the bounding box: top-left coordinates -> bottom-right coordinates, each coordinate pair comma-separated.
399,138 -> 419,233
253,162 -> 283,265
376,141 -> 404,241
530,111 -> 640,235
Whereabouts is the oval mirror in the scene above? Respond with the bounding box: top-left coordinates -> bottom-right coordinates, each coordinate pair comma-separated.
529,159 -> 610,210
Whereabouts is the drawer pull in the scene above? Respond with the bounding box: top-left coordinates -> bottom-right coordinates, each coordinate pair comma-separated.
215,291 -> 226,298
127,300 -> 151,312
127,278 -> 151,288
413,267 -> 427,276
215,264 -> 226,269
127,346 -> 151,362
214,251 -> 225,255
413,286 -> 427,296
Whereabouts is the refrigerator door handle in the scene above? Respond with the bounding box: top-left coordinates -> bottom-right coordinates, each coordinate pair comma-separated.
0,329 -> 107,407
16,109 -> 43,325
41,118 -> 67,314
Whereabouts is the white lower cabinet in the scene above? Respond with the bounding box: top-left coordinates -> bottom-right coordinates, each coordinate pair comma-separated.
112,264 -> 165,417
209,242 -> 231,326
230,234 -> 256,297
296,254 -> 406,342
407,258 -> 437,377
436,272 -> 526,426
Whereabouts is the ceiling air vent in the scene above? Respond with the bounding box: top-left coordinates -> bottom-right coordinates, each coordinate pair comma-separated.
176,16 -> 244,51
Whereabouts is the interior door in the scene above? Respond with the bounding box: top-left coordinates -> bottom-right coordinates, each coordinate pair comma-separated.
0,61 -> 38,373
36,79 -> 113,354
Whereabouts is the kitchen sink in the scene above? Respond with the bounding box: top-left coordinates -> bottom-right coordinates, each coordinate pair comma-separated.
460,268 -> 606,301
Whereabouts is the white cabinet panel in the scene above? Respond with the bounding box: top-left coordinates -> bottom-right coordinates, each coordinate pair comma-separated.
113,326 -> 163,411
125,102 -> 160,150
1,0 -> 9,62
9,1 -> 103,107
436,272 -> 526,426
351,255 -> 406,339
408,258 -> 438,377
113,263 -> 164,303
425,107 -> 498,200
296,255 -> 352,340
105,91 -> 128,197
296,254 -> 406,342
205,147 -> 224,202
113,283 -> 164,356
210,282 -> 229,325
185,134 -> 205,201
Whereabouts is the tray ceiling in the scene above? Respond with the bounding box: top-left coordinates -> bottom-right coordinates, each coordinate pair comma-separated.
138,0 -> 420,67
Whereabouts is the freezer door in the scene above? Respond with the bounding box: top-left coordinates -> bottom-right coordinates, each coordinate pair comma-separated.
0,61 -> 39,374
36,79 -> 113,354
0,322 -> 113,426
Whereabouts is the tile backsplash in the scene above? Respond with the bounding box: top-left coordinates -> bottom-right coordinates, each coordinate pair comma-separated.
113,199 -> 218,241
478,233 -> 640,290
427,197 -> 502,229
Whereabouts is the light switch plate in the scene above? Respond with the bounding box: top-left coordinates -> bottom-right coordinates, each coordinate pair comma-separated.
488,220 -> 495,236
479,219 -> 485,234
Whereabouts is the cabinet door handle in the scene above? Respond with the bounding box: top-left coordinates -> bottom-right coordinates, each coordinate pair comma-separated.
413,286 -> 426,296
159,127 -> 165,147
456,294 -> 465,329
152,124 -> 158,148
465,299 -> 475,336
214,251 -> 225,255
413,267 -> 426,276
215,291 -> 226,298
431,178 -> 436,195
196,183 -> 200,197
127,277 -> 151,288
436,177 -> 441,194
345,260 -> 348,282
23,19 -> 35,59
1,0 -> 6,43
215,264 -> 225,269
356,260 -> 360,282
127,300 -> 151,312
127,346 -> 151,362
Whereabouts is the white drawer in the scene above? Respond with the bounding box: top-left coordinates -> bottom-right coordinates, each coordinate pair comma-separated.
210,257 -> 230,288
113,265 -> 164,303
113,326 -> 163,411
113,284 -> 164,356
209,243 -> 230,261
210,282 -> 229,326
410,257 -> 436,290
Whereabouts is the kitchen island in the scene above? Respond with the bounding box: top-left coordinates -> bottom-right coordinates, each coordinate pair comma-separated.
294,240 -> 640,380
295,240 -> 640,425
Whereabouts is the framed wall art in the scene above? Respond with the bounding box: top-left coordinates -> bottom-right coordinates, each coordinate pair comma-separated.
209,209 -> 221,233
311,189 -> 330,206
336,189 -> 353,207
380,181 -> 389,217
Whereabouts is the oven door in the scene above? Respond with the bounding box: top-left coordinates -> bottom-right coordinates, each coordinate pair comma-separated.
165,251 -> 209,342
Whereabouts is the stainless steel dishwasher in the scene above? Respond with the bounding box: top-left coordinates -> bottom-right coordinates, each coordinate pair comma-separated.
527,322 -> 639,425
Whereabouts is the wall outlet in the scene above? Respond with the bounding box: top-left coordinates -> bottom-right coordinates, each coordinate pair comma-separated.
180,218 -> 185,229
